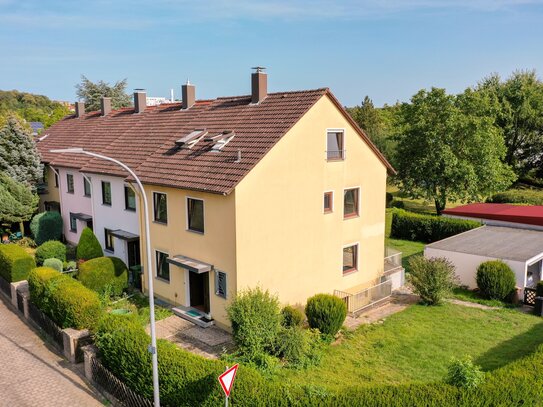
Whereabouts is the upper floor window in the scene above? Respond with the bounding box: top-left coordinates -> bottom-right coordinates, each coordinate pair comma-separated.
125,186 -> 136,211
324,191 -> 333,214
155,250 -> 170,282
344,188 -> 359,219
83,178 -> 91,197
102,181 -> 112,205
66,174 -> 74,193
153,192 -> 168,224
187,197 -> 204,233
54,172 -> 59,188
327,130 -> 344,160
104,228 -> 114,252
343,244 -> 358,275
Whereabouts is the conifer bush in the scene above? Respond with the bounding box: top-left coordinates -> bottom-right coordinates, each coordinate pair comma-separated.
281,305 -> 305,328
305,293 -> 347,337
76,227 -> 103,261
30,211 -> 63,245
78,256 -> 128,296
476,260 -> 516,301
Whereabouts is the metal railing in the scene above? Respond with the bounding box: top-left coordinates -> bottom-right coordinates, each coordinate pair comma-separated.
335,279 -> 393,314
91,357 -> 153,407
384,247 -> 403,275
28,301 -> 65,351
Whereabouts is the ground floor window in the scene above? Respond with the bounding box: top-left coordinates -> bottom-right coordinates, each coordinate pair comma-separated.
343,244 -> 358,274
104,228 -> 114,252
69,213 -> 77,232
156,250 -> 170,282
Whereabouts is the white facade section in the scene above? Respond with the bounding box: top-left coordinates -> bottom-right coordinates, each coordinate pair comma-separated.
56,167 -> 93,245
88,174 -> 140,267
424,247 -> 529,294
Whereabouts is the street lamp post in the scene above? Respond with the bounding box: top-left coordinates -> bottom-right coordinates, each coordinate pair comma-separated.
50,148 -> 160,407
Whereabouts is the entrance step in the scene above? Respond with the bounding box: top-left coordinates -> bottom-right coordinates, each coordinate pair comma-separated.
172,307 -> 214,328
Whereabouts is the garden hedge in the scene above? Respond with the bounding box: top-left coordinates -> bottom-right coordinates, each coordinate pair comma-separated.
487,189 -> 543,205
390,209 -> 480,243
78,256 -> 128,296
30,211 -> 63,246
76,227 -> 103,261
35,240 -> 66,266
0,244 -> 36,282
94,313 -> 543,406
27,266 -> 102,330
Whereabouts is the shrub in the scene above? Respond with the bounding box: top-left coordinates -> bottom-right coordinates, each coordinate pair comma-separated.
15,237 -> 36,249
27,266 -> 102,330
78,256 -> 128,296
35,240 -> 66,266
65,260 -> 77,271
43,258 -> 63,273
408,256 -> 458,305
476,260 -> 516,301
390,199 -> 405,209
487,189 -> 543,205
445,356 -> 485,389
30,211 -> 63,246
305,294 -> 347,337
275,327 -> 323,368
281,305 -> 304,328
0,244 -> 36,282
76,227 -> 103,261
390,209 -> 480,243
226,287 -> 282,360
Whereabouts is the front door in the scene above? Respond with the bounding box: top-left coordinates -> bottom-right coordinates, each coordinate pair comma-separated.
86,220 -> 93,231
189,272 -> 210,313
127,240 -> 141,269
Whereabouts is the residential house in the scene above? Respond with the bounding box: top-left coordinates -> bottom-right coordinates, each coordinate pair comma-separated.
37,70 -> 397,329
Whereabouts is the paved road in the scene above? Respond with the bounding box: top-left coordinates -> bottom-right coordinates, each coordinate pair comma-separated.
0,295 -> 104,407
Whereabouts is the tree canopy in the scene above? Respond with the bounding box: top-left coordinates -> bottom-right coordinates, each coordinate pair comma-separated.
0,115 -> 43,189
0,172 -> 39,232
75,75 -> 132,112
394,88 -> 516,214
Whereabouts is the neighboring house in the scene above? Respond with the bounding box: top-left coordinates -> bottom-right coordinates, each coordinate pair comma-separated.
425,225 -> 543,296
443,203 -> 543,231
37,165 -> 61,213
37,70 -> 397,329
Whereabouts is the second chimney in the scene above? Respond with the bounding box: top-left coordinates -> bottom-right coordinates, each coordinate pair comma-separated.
75,101 -> 85,118
182,81 -> 195,109
251,67 -> 267,104
101,97 -> 111,116
134,90 -> 146,113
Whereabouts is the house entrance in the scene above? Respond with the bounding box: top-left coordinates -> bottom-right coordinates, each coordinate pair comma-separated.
189,271 -> 210,314
526,259 -> 542,288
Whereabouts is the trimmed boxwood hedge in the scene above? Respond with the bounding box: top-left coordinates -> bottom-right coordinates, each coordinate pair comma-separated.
78,256 -> 128,296
390,209 -> 480,243
27,266 -> 102,330
487,189 -> 543,205
0,244 -> 36,282
94,313 -> 543,406
30,211 -> 63,246
35,240 -> 66,266
76,227 -> 104,261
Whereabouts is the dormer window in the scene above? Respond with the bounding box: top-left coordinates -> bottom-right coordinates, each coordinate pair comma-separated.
175,129 -> 207,149
327,130 -> 344,160
205,130 -> 235,152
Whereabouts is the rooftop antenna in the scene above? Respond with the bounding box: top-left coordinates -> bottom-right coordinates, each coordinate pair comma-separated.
186,78 -> 191,85
251,66 -> 266,73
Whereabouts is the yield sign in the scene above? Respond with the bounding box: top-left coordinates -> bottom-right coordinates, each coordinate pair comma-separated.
218,364 -> 239,397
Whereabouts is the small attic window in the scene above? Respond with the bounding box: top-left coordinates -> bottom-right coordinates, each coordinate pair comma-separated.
205,130 -> 235,152
175,129 -> 207,149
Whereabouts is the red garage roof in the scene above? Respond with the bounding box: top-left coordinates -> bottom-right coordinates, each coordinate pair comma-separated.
443,203 -> 543,227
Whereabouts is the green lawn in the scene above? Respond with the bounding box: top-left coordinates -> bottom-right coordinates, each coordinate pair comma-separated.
451,287 -> 519,308
273,304 -> 543,390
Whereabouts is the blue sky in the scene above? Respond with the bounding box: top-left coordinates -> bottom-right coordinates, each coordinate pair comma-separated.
0,0 -> 542,106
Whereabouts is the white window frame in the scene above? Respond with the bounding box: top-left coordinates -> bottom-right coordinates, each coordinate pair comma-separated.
342,242 -> 360,276
343,186 -> 361,219
66,173 -> 75,194
323,190 -> 334,214
326,128 -> 346,161
186,196 -> 205,234
152,191 -> 168,224
154,249 -> 170,283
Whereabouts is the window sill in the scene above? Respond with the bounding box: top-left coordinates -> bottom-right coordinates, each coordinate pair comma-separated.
102,203 -> 112,207
69,229 -> 77,233
125,208 -> 136,212
155,277 -> 170,284
343,213 -> 359,220
67,191 -> 74,194
342,269 -> 358,277
326,157 -> 345,162
84,195 -> 91,198
104,249 -> 114,254
323,210 -> 333,214
153,220 -> 168,226
186,228 -> 204,235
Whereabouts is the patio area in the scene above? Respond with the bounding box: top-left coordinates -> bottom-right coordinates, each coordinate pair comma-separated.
147,316 -> 234,359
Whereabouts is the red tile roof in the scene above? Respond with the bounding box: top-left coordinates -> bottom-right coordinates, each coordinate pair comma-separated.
37,89 -> 394,194
443,203 -> 543,227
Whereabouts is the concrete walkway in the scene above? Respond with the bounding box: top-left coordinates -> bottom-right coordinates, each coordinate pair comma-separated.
0,296 -> 104,407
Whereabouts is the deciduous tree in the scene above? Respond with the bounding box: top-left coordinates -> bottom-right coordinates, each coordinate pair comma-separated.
75,75 -> 132,112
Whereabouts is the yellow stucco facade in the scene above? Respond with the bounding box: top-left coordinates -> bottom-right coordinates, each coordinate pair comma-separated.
38,165 -> 61,212
140,94 -> 388,328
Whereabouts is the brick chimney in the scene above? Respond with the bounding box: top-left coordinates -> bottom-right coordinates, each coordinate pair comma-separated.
100,97 -> 111,116
182,80 -> 195,109
251,67 -> 267,104
134,90 -> 146,113
75,101 -> 85,118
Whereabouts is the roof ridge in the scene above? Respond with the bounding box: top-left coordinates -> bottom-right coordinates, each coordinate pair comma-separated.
216,88 -> 328,100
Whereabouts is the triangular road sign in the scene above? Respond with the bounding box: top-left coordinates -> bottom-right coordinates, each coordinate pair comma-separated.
218,364 -> 239,397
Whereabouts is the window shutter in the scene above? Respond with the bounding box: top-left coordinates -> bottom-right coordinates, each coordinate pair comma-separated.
215,271 -> 227,298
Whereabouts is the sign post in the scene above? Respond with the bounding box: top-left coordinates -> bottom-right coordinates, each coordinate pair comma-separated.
218,364 -> 239,407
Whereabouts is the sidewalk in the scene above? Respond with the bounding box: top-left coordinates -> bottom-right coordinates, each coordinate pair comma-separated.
0,295 -> 104,407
